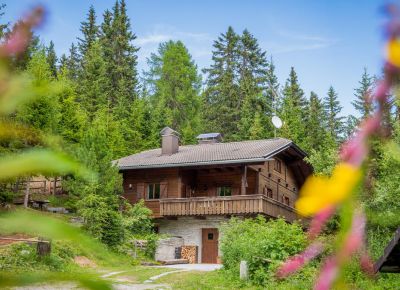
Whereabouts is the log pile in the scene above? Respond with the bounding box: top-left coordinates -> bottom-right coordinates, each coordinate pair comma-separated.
181,245 -> 198,264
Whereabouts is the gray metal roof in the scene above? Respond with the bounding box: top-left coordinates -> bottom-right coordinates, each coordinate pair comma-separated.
116,138 -> 300,170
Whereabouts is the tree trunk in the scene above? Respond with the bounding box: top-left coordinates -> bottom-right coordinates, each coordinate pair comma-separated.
37,238 -> 51,256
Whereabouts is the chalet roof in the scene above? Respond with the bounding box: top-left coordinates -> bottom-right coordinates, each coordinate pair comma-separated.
115,138 -> 306,170
374,227 -> 400,273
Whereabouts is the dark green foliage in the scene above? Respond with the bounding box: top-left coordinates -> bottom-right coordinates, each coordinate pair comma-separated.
67,43 -> 80,81
145,40 -> 202,144
78,5 -> 99,58
123,199 -> 154,236
16,49 -> 59,133
46,41 -> 58,78
220,216 -> 307,285
203,27 -> 272,141
0,3 -> 8,39
352,68 -> 374,118
324,86 -> 344,141
78,193 -> 125,248
280,67 -> 307,149
78,41 -> 109,118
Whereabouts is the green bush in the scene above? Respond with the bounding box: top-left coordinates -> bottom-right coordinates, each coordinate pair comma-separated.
123,199 -> 154,236
77,194 -> 125,248
220,216 -> 307,285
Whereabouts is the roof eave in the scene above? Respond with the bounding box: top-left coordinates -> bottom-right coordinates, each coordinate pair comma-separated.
118,157 -> 274,171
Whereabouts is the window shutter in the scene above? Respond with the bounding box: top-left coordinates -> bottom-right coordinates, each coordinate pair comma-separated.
160,182 -> 168,198
137,183 -> 145,199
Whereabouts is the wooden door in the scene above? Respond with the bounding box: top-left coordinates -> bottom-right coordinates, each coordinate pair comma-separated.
201,228 -> 219,263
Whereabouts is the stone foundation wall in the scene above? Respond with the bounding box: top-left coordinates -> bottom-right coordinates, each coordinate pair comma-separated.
157,216 -> 229,263
155,236 -> 184,261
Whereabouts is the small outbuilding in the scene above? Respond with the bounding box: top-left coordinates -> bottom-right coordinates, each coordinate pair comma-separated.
374,227 -> 400,273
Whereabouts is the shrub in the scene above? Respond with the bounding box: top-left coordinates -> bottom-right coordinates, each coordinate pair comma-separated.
220,216 -> 307,285
123,199 -> 153,236
77,194 -> 125,248
0,242 -> 77,272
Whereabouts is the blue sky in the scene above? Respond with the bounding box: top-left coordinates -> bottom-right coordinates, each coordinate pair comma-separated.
3,0 -> 386,117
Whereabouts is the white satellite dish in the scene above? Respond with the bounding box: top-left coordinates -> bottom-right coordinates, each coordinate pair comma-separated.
271,116 -> 283,129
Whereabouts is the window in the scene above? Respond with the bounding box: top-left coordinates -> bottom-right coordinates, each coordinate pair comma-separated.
284,196 -> 290,206
266,188 -> 273,198
208,233 -> 214,240
147,183 -> 160,199
217,186 -> 232,197
274,159 -> 282,173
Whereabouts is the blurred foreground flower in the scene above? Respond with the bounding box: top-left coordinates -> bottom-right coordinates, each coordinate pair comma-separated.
295,163 -> 362,217
277,4 -> 400,289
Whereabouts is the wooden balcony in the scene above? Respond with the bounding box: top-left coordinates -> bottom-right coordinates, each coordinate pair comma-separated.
159,194 -> 300,222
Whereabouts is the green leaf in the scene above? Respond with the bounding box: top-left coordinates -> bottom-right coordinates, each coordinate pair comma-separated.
0,149 -> 95,180
0,271 -> 112,290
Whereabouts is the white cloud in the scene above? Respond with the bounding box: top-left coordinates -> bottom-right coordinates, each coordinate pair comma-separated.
266,30 -> 339,54
136,24 -> 213,72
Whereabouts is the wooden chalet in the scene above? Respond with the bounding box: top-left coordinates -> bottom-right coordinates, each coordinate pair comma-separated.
115,127 -> 312,263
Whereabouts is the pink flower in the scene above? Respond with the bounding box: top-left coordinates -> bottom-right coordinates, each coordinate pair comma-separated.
360,253 -> 375,277
0,6 -> 44,56
340,134 -> 368,167
314,258 -> 338,290
277,242 -> 324,278
374,79 -> 390,102
340,113 -> 381,166
2,28 -> 30,55
308,206 -> 335,240
343,211 -> 366,256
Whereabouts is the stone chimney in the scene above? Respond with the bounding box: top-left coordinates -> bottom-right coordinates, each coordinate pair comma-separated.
196,133 -> 223,144
160,127 -> 180,155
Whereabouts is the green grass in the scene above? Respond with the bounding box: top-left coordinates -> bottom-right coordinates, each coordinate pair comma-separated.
105,266 -> 176,283
156,270 -> 258,290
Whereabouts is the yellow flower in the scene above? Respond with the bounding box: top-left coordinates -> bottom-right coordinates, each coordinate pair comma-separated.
295,163 -> 362,217
387,38 -> 400,67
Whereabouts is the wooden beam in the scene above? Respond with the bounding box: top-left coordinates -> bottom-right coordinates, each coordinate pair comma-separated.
241,166 -> 247,195
255,170 -> 260,195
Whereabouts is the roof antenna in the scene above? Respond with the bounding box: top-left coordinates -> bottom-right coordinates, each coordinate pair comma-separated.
271,115 -> 283,138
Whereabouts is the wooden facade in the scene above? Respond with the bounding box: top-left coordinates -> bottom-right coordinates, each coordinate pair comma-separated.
122,156 -> 303,220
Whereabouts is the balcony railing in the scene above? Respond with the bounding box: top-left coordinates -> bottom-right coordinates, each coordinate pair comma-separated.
159,194 -> 300,222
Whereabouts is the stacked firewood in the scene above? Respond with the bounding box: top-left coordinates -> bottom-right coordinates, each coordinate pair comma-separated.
181,245 -> 198,264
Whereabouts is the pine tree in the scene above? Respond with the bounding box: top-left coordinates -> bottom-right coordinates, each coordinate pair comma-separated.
324,86 -> 344,142
266,57 -> 280,115
280,67 -> 307,148
16,49 -> 59,133
9,21 -> 39,71
203,26 -> 240,140
56,67 -> 87,143
58,54 -> 68,72
145,41 -> 202,145
78,5 -> 99,58
352,68 -> 374,118
306,92 -> 327,151
67,43 -> 80,80
236,29 -> 270,140
46,41 -> 58,78
78,41 -> 109,118
0,4 -> 9,39
107,0 -> 139,109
